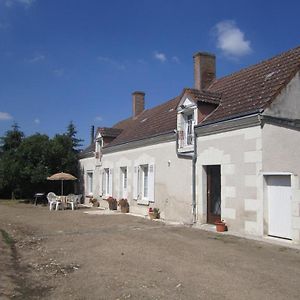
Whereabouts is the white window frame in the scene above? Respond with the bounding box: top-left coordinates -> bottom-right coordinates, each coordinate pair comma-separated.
185,112 -> 194,146
177,97 -> 197,151
120,167 -> 128,198
140,164 -> 149,200
134,163 -> 155,204
103,168 -> 110,196
95,138 -> 103,159
87,171 -> 93,195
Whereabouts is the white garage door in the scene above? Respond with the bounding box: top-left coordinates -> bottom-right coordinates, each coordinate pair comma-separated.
267,175 -> 292,240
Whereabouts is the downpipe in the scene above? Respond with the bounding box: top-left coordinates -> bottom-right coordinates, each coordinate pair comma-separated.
192,131 -> 197,224
175,130 -> 197,224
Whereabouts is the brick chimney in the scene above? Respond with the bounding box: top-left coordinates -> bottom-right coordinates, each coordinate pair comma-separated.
132,91 -> 145,117
90,125 -> 95,145
193,52 -> 216,90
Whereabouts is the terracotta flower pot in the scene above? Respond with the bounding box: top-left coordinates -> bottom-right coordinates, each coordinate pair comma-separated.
149,212 -> 155,220
215,220 -> 226,232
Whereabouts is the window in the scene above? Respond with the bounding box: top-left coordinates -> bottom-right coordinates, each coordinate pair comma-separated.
140,165 -> 149,199
120,167 -> 127,198
87,172 -> 93,195
133,164 -> 155,203
95,138 -> 103,159
102,168 -> 112,196
186,113 -> 194,145
177,97 -> 197,151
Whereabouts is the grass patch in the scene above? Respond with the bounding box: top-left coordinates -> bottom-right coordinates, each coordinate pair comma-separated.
0,229 -> 14,246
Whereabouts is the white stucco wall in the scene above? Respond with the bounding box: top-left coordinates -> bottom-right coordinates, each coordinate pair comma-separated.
79,156 -> 101,204
196,126 -> 263,236
264,71 -> 300,119
262,123 -> 300,242
96,141 -> 193,224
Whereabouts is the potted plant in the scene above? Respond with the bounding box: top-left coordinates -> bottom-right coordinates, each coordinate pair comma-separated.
89,198 -> 99,207
148,207 -> 160,220
148,207 -> 154,220
118,198 -> 129,213
153,208 -> 160,219
215,219 -> 227,232
106,197 -> 117,210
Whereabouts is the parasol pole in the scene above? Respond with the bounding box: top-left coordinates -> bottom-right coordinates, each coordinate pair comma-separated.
61,179 -> 64,196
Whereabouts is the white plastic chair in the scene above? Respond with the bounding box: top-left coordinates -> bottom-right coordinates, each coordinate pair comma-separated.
66,194 -> 77,210
47,192 -> 61,211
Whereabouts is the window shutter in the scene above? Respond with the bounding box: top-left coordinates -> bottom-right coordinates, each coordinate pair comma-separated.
133,166 -> 138,200
109,168 -> 113,196
100,169 -> 104,196
148,164 -> 155,202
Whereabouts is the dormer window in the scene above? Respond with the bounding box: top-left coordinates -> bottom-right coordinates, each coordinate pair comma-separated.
95,135 -> 103,159
177,97 -> 197,152
186,113 -> 194,146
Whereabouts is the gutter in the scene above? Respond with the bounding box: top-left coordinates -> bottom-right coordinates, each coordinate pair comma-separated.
176,130 -> 197,224
195,109 -> 264,129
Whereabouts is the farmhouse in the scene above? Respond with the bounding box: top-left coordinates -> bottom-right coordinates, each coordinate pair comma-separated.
79,46 -> 300,243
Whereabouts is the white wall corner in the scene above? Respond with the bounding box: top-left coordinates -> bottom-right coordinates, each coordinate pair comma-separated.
244,199 -> 259,212
244,126 -> 261,140
245,220 -> 260,235
245,175 -> 257,187
292,202 -> 300,217
292,229 -> 300,242
244,151 -> 262,163
292,216 -> 300,230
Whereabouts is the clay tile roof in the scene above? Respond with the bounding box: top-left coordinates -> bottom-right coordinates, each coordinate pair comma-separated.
98,127 -> 123,137
184,88 -> 222,105
82,45 -> 300,151
106,96 -> 181,147
79,142 -> 95,158
203,45 -> 300,123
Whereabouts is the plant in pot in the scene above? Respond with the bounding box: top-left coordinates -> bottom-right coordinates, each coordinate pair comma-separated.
118,198 -> 129,213
215,219 -> 227,232
153,208 -> 160,219
106,197 -> 117,210
148,207 -> 160,220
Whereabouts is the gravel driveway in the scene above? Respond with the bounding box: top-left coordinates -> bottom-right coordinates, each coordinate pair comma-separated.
1,201 -> 300,300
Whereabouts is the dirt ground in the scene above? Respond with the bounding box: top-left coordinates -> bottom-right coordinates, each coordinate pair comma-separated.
1,201 -> 300,300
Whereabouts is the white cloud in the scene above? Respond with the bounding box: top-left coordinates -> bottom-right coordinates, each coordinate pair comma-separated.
172,56 -> 180,64
97,56 -> 126,70
0,112 -> 13,121
34,118 -> 40,124
154,51 -> 167,63
2,0 -> 35,8
94,116 -> 103,122
53,68 -> 64,77
213,20 -> 252,58
137,59 -> 147,65
26,54 -> 45,63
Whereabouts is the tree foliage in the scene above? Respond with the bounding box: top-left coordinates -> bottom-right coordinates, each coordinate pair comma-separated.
0,122 -> 83,199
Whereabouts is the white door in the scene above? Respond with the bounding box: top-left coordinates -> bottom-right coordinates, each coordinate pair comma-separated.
267,175 -> 292,239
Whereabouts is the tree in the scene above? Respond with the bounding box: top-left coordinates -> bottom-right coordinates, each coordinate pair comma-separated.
66,121 -> 83,152
0,122 -> 83,199
0,122 -> 24,152
17,134 -> 51,196
0,123 -> 25,199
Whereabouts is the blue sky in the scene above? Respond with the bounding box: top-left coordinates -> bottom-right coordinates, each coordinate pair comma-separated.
0,0 -> 299,147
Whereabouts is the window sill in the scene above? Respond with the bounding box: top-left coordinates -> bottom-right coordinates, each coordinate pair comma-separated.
137,199 -> 149,206
178,145 -> 194,153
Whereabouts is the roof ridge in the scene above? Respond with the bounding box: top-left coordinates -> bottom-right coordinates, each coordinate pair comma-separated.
209,45 -> 300,88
